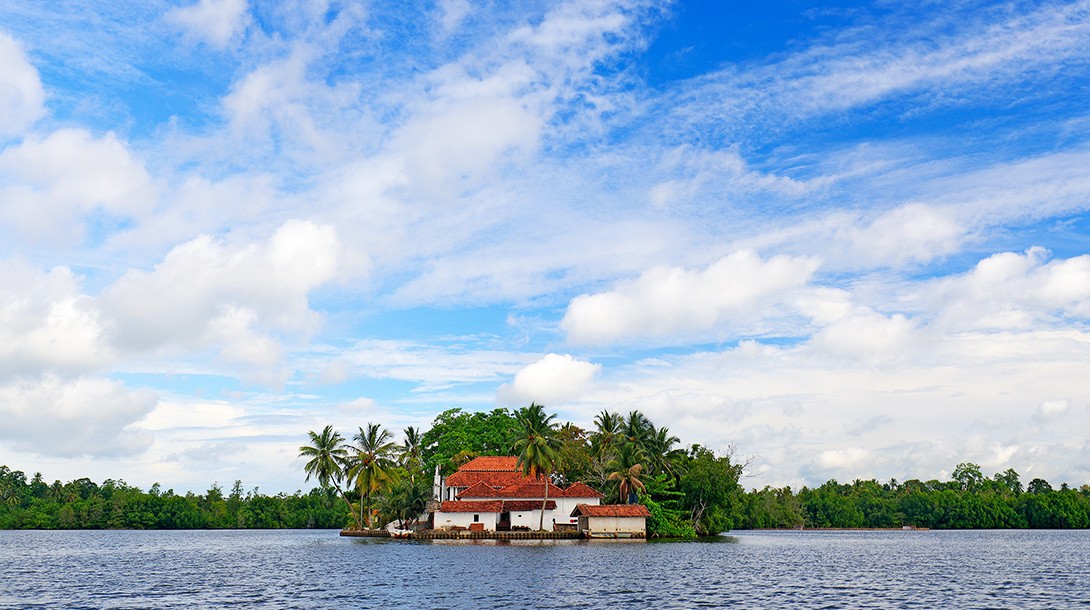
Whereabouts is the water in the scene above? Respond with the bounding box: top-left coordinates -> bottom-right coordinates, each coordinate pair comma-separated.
1,529 -> 1088,609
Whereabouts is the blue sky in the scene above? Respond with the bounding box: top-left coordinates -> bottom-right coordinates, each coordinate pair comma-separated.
2,0 -> 1089,492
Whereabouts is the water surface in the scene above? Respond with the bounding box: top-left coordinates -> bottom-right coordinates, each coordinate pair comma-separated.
2,529 -> 1087,608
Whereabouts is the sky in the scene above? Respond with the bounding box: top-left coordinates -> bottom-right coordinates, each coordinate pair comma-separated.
1,0 -> 1089,494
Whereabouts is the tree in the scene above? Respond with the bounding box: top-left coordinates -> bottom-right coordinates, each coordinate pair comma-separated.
590,410 -> 622,460
298,425 -> 359,529
347,423 -> 398,528
606,442 -> 647,504
379,475 -> 432,530
400,426 -> 424,480
513,403 -> 561,530
679,445 -> 742,534
420,408 -> 520,474
952,463 -> 985,492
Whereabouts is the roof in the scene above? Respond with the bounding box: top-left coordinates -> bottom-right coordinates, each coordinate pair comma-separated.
502,500 -> 557,512
564,482 -> 606,499
445,469 -> 538,488
458,456 -> 521,471
570,503 -> 651,518
457,481 -> 567,499
438,500 -> 503,513
436,500 -> 557,513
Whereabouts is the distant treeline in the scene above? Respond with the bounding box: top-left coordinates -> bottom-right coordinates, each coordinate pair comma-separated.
6,455 -> 1090,532
0,465 -> 343,530
739,463 -> 1090,529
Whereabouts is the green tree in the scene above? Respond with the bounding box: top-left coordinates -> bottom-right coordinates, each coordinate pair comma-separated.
347,423 -> 398,528
679,446 -> 742,534
513,403 -> 561,530
420,408 -> 520,474
298,425 -> 359,529
379,475 -> 431,530
606,442 -> 647,504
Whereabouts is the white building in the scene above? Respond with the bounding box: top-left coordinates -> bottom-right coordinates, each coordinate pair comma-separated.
431,456 -> 604,531
571,503 -> 651,538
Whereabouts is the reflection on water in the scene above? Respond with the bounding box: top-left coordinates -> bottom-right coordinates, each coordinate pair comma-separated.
1,529 -> 1088,609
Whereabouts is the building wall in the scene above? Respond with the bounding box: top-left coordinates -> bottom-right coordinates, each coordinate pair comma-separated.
554,497 -> 599,525
585,516 -> 646,535
433,510 -> 498,531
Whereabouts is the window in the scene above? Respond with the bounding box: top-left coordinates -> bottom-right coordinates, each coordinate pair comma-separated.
473,514 -> 479,522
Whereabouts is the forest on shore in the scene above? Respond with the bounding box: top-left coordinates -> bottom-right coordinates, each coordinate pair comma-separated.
3,406 -> 1089,533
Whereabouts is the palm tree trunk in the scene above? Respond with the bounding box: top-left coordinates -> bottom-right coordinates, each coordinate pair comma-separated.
336,483 -> 362,530
540,480 -> 549,531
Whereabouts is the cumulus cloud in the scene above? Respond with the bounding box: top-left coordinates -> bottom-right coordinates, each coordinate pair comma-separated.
100,220 -> 338,364
0,33 -> 44,139
165,0 -> 250,49
0,375 -> 156,457
0,129 -> 154,244
928,248 -> 1090,331
497,353 -> 601,406
0,260 -> 111,375
562,250 -> 820,345
1035,399 -> 1070,422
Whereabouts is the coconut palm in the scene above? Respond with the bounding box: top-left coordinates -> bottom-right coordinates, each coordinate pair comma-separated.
299,425 -> 360,529
590,410 -> 622,460
606,442 -> 647,504
646,425 -> 683,477
513,402 -> 561,530
347,422 -> 398,528
379,476 -> 432,530
400,426 -> 424,480
622,410 -> 654,453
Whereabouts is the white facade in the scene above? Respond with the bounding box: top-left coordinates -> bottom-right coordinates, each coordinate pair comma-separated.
578,515 -> 647,535
433,509 -> 499,531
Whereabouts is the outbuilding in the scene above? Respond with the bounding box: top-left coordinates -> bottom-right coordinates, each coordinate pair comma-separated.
571,503 -> 651,538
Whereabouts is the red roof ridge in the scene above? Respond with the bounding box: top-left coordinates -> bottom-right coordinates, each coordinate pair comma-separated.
563,482 -> 605,498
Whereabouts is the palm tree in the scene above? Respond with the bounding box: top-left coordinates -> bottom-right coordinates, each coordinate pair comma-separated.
606,442 -> 647,504
379,476 -> 432,530
646,425 -> 683,477
348,423 -> 398,528
400,426 -> 424,480
513,402 -> 561,530
622,410 -> 653,453
299,425 -> 360,530
590,410 -> 621,461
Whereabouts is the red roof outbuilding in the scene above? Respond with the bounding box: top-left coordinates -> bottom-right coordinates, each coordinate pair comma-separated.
570,504 -> 651,518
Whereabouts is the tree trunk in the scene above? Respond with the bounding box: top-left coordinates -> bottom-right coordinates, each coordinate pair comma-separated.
336,484 -> 362,530
540,479 -> 549,531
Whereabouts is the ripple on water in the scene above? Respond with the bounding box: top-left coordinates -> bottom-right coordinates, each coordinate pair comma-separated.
2,529 -> 1089,609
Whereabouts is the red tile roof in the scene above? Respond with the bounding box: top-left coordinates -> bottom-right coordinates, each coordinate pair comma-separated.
454,481 -> 498,498
458,456 -> 521,471
439,500 -> 503,513
502,500 -> 556,512
445,469 -> 539,488
564,482 -> 606,499
570,504 -> 651,518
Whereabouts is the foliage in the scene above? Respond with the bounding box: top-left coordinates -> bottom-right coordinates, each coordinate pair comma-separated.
419,408 -> 520,475
0,467 -> 346,530
513,402 -> 562,530
737,467 -> 1090,530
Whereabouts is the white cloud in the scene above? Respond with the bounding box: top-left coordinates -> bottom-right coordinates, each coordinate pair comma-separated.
928,248 -> 1090,331
0,129 -> 154,244
497,353 -> 601,406
98,220 -> 338,384
0,260 -> 111,375
562,250 -> 820,345
166,0 -> 250,49
0,375 -> 157,457
1035,399 -> 1070,421
0,33 -> 45,139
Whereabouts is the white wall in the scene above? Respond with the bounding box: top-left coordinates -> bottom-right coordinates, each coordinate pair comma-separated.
585,516 -> 646,535
433,510 -> 498,531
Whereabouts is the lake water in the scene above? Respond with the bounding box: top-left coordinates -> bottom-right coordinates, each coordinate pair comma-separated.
2,529 -> 1088,609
